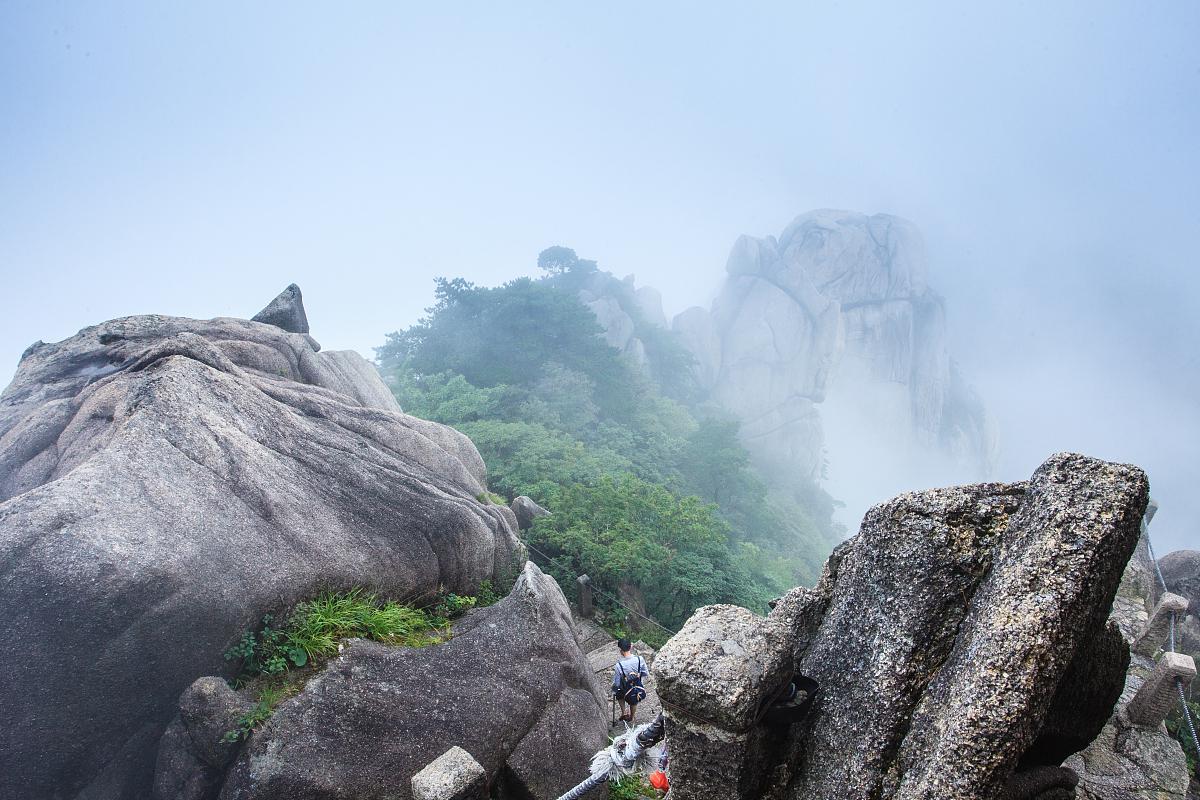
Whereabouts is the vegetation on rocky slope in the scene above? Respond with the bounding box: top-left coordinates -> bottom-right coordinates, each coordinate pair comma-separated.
221,588 -> 483,741
377,251 -> 843,630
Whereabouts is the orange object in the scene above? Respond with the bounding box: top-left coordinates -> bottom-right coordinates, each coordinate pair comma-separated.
649,770 -> 670,791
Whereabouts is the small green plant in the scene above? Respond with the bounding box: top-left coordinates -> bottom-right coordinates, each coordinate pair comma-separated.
609,775 -> 658,799
223,614 -> 303,680
221,685 -> 288,743
429,592 -> 477,620
475,579 -> 499,607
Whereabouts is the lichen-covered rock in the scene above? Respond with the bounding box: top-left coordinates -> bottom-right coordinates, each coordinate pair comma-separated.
654,605 -> 793,731
0,293 -> 522,800
212,563 -> 607,800
656,453 -> 1151,800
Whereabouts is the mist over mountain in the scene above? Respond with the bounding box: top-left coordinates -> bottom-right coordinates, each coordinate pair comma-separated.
3,2 -> 1195,550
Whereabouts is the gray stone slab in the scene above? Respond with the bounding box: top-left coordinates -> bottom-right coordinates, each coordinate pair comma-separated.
1123,652 -> 1196,727
411,746 -> 487,800
1131,592 -> 1189,657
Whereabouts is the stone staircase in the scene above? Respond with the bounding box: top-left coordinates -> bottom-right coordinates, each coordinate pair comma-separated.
573,616 -> 662,733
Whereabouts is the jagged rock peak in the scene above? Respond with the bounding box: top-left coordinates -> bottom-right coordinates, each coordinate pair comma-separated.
251,283 -> 310,334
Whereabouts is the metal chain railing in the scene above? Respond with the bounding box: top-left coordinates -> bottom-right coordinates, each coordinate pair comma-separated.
1142,511 -> 1200,771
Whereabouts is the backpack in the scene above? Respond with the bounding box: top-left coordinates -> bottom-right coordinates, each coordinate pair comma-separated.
617,656 -> 647,704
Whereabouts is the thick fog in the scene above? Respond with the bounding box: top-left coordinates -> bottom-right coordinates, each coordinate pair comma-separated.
2,3 -> 1196,551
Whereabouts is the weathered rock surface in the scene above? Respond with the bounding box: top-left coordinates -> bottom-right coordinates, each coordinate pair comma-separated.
251,283 -> 310,334
574,273 -> 653,370
0,290 -> 522,800
654,453 -> 1154,800
210,562 -> 607,800
670,210 -> 996,496
153,678 -> 255,800
511,495 -> 550,530
410,746 -> 487,800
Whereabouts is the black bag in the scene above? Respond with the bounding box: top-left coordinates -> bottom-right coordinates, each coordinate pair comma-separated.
617,657 -> 647,704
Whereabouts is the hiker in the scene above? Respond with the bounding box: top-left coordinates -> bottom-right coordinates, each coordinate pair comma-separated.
612,638 -> 649,722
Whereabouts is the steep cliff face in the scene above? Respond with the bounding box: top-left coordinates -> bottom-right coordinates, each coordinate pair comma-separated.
671,210 -> 996,496
0,288 -> 523,800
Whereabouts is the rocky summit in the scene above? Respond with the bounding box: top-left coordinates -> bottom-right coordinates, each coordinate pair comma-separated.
0,289 -> 523,800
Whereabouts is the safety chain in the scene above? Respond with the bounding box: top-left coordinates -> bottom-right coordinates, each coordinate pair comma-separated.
1144,513 -> 1200,773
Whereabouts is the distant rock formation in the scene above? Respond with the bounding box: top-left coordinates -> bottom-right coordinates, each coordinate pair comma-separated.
575,272 -> 667,371
0,288 -> 523,800
652,453 -> 1186,799
671,210 -> 997,499
156,562 -> 607,800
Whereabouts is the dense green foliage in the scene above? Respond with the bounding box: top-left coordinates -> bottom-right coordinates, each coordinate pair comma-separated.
377,251 -> 842,632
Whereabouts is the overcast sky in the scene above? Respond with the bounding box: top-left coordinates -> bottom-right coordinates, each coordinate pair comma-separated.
2,2 -> 1197,551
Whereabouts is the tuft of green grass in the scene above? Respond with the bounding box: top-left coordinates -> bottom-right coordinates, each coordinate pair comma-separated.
285,589 -> 448,661
221,585 -> 502,740
609,776 -> 658,799
476,491 -> 507,505
224,591 -> 450,688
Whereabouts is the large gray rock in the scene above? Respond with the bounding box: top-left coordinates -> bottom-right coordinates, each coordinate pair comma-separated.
211,562 -> 607,800
251,283 -> 310,334
671,210 -> 997,493
654,453 -> 1153,800
511,495 -> 550,529
153,678 -> 255,800
0,299 -> 522,800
